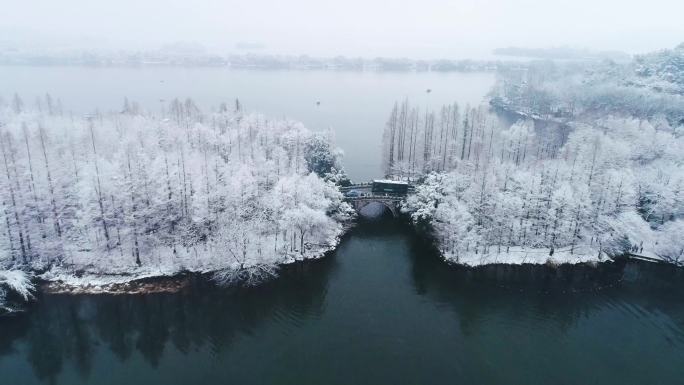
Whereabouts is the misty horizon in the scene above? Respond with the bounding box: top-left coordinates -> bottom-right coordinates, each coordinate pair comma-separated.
2,0 -> 683,59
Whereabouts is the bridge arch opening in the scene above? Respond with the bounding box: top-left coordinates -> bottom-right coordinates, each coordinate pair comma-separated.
357,201 -> 398,219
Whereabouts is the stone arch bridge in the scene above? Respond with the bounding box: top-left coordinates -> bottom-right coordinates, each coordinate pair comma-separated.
340,181 -> 414,218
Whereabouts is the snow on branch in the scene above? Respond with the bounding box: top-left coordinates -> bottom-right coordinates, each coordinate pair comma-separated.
0,269 -> 34,313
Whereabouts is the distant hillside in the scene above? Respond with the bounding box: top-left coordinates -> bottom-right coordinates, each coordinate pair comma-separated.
490,43 -> 684,126
493,46 -> 631,62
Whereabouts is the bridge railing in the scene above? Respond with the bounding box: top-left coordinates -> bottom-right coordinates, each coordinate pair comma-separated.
340,182 -> 414,190
346,195 -> 405,201
339,183 -> 373,191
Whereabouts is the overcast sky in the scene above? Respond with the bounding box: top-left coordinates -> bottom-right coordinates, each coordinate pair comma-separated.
2,0 -> 683,58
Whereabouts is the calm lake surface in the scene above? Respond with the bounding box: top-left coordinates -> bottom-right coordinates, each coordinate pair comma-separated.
2,68 -> 684,385
0,66 -> 494,181
1,219 -> 684,385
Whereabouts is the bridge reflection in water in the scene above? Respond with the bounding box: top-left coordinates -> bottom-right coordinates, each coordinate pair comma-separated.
340,180 -> 414,218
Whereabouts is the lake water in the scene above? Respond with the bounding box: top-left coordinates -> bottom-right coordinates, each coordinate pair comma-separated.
2,67 -> 684,385
1,219 -> 684,385
0,66 -> 494,181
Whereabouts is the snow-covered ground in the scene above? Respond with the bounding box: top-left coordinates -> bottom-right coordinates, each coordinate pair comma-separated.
445,245 -> 604,266
38,234 -> 343,291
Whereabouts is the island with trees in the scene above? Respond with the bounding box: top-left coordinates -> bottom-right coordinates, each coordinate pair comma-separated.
0,97 -> 353,311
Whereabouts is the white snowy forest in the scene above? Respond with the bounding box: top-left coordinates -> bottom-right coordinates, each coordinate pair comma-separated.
386,44 -> 684,266
0,96 -> 353,309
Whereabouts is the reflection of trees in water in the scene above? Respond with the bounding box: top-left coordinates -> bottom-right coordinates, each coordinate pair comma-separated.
407,233 -> 684,340
0,257 -> 335,382
617,262 -> 684,339
0,311 -> 29,357
3,223 -> 684,384
19,297 -> 95,383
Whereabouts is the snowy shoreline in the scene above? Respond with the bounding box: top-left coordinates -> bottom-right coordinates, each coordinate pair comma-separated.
11,219 -> 678,297
35,221 -> 355,295
406,223 -> 613,268
443,246 -> 607,267
35,246 -> 337,295
37,228 -> 347,295
31,234 -> 596,295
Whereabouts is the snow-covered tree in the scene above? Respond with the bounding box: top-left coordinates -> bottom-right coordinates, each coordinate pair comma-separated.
0,269 -> 34,313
